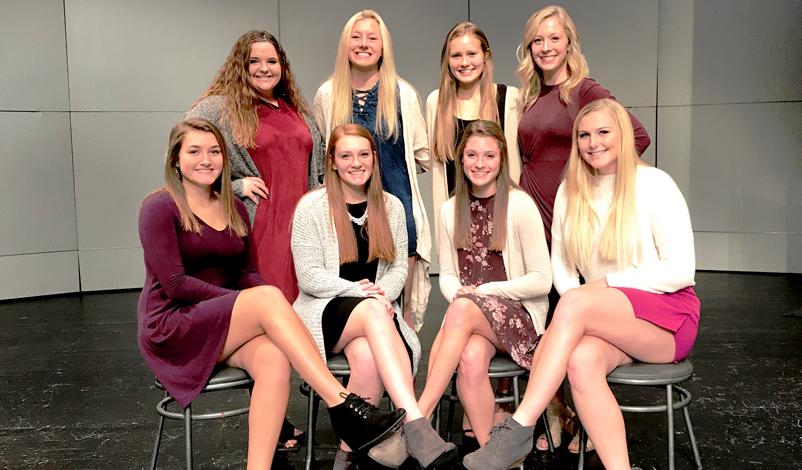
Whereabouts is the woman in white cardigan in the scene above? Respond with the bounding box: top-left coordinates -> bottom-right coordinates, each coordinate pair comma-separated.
415,120 -> 551,448
313,9 -> 431,330
426,22 -> 521,247
291,124 -> 455,469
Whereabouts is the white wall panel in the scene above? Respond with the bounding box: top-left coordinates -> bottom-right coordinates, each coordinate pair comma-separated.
0,0 -> 69,111
65,0 -> 279,112
696,232 -> 802,273
659,0 -> 802,106
471,0 -> 658,108
0,112 -> 76,255
0,252 -> 79,300
79,247 -> 144,291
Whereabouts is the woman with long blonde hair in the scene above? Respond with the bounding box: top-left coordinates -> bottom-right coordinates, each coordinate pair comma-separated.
426,22 -> 521,244
515,5 -> 653,452
463,99 -> 700,470
291,124 -> 456,469
138,119 -> 406,469
313,10 -> 431,330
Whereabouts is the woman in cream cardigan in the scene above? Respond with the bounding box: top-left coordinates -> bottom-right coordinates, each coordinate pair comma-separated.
417,120 -> 551,448
426,22 -> 521,247
313,9 -> 431,330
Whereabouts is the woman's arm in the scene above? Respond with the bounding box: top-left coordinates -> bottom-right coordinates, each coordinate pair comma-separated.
234,202 -> 266,289
437,200 -> 464,302
550,184 -> 582,294
579,80 -> 651,155
403,82 -> 431,172
374,196 -> 409,302
139,193 -> 233,303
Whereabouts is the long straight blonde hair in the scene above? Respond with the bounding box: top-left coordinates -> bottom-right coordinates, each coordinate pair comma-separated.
163,118 -> 248,237
329,10 -> 399,139
563,99 -> 642,272
324,124 -> 396,263
516,5 -> 589,111
432,22 -> 499,163
453,120 -> 518,251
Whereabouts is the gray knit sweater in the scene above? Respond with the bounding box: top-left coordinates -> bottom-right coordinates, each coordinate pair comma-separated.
290,188 -> 421,371
187,95 -> 325,224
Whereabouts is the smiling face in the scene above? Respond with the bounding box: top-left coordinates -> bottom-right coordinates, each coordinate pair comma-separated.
530,16 -> 569,83
448,34 -> 485,88
177,130 -> 224,190
333,134 -> 375,194
247,41 -> 282,100
577,110 -> 621,175
349,18 -> 383,72
462,135 -> 502,196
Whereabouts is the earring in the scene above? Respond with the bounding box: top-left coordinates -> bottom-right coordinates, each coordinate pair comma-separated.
175,166 -> 182,179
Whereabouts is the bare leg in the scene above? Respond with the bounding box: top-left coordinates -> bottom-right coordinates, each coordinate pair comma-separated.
221,285 -> 347,406
336,337 -> 385,453
418,297 -> 501,418
225,335 -> 290,469
334,298 -> 422,420
456,334 -> 496,445
402,255 -> 416,328
508,287 -> 675,470
567,336 -> 632,469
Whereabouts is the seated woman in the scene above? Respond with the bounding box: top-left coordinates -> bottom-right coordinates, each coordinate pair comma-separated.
463,99 -> 701,470
418,120 -> 551,445
291,124 -> 456,469
137,118 -> 405,469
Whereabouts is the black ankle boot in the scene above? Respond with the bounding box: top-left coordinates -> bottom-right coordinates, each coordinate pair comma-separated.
328,392 -> 406,452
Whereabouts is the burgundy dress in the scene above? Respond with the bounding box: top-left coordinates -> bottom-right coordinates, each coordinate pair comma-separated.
249,99 -> 312,303
455,195 -> 540,369
137,191 -> 264,407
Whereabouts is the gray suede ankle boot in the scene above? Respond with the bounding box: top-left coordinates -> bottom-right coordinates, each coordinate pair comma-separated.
403,417 -> 458,468
367,427 -> 408,468
462,416 -> 534,470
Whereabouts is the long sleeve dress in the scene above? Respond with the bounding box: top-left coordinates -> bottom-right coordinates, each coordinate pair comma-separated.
137,191 -> 264,407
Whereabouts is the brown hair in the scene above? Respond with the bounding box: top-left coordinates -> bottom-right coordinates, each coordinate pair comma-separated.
432,22 -> 499,163
198,30 -> 308,147
324,124 -> 396,263
163,118 -> 248,236
453,120 -> 517,251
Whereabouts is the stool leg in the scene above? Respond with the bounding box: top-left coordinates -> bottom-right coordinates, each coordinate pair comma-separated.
540,413 -> 555,452
667,385 -> 675,470
578,424 -> 586,470
683,406 -> 703,469
184,404 -> 193,470
445,378 -> 457,441
149,413 -> 165,470
305,390 -> 316,470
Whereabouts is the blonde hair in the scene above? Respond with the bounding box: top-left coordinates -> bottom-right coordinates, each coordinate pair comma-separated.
330,10 -> 399,139
563,99 -> 642,272
324,124 -> 396,263
163,118 -> 248,237
453,120 -> 519,251
432,22 -> 499,163
198,30 -> 309,148
516,5 -> 589,111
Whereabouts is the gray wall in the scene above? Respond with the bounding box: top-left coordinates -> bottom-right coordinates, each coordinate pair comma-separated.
1,0 -> 800,300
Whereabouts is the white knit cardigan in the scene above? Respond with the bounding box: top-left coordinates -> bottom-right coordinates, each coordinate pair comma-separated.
290,188 -> 421,371
313,78 -> 432,330
438,188 -> 552,335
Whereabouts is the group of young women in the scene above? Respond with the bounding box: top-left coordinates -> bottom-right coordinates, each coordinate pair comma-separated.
137,5 -> 700,470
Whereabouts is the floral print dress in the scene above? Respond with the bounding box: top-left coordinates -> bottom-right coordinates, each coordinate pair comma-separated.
456,194 -> 540,369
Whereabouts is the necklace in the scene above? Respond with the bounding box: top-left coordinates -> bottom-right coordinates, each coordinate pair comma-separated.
349,208 -> 368,226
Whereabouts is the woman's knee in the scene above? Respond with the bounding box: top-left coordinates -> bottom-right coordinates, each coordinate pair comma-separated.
443,297 -> 481,330
345,339 -> 380,383
247,338 -> 291,383
552,289 -> 592,327
566,339 -> 607,394
458,342 -> 492,383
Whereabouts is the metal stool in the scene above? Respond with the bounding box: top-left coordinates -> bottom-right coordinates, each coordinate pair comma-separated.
149,366 -> 253,470
302,354 -> 352,470
577,359 -> 702,470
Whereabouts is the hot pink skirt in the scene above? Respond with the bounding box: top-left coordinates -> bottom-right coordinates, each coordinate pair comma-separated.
613,286 -> 700,362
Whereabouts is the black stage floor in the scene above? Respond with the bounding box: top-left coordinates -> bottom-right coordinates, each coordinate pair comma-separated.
1,271 -> 800,469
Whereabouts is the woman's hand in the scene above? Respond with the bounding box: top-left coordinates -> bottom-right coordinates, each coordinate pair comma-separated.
359,279 -> 385,297
241,176 -> 269,203
453,284 -> 477,301
368,293 -> 394,317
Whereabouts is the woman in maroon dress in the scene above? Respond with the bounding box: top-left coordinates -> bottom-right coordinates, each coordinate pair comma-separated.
137,118 -> 404,469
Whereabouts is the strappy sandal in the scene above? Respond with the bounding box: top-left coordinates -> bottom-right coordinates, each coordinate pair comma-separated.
277,418 -> 305,453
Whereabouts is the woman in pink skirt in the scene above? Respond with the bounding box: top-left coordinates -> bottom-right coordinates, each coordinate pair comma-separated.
463,98 -> 700,470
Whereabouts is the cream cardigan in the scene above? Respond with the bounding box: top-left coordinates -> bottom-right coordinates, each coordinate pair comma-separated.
439,188 -> 552,334
426,85 -> 522,249
313,78 -> 432,330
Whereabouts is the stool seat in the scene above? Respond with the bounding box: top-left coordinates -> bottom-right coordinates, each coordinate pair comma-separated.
327,355 -> 350,373
607,360 -> 693,385
488,355 -> 526,375
154,366 -> 251,390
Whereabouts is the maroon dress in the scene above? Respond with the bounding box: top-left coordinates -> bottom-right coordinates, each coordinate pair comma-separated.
455,195 -> 540,369
137,191 -> 264,407
249,100 -> 312,302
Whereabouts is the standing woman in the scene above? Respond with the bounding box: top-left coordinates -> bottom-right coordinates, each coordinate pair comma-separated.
463,99 -> 700,470
313,10 -> 431,330
515,5 -> 651,451
416,120 -> 551,448
291,124 -> 456,469
188,30 -> 325,305
138,119 -> 406,469
426,22 -> 521,243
